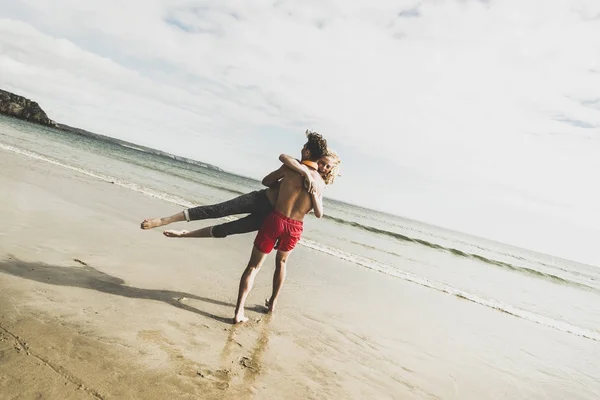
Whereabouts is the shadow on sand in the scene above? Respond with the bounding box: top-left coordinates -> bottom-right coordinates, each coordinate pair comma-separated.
0,255 -> 236,324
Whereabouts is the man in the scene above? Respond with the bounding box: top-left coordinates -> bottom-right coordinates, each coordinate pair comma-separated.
233,132 -> 328,323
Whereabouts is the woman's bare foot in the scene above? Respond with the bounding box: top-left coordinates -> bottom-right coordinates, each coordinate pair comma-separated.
233,313 -> 249,324
163,230 -> 189,238
265,298 -> 276,313
140,218 -> 165,230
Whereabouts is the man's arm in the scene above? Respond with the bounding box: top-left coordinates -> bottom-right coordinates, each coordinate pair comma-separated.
262,165 -> 286,187
279,154 -> 316,194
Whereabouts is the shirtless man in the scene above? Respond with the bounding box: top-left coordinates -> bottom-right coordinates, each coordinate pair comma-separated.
233,132 -> 328,323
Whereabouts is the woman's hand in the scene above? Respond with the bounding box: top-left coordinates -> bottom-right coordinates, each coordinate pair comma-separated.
304,174 -> 317,194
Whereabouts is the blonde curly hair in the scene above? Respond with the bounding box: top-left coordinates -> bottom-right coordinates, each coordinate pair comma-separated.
321,149 -> 341,186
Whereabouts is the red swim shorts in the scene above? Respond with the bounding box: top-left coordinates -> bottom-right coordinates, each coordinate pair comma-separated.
254,211 -> 304,253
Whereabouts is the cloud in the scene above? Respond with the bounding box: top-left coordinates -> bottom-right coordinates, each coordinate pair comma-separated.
1,0 -> 600,263
555,117 -> 596,129
397,6 -> 421,18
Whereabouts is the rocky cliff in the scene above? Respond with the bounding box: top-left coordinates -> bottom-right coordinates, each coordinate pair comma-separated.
0,89 -> 58,128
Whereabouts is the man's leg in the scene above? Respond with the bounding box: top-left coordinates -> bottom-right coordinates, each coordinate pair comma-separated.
234,246 -> 269,323
266,250 -> 292,313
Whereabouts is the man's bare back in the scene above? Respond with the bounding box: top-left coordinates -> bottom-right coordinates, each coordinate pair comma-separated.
274,166 -> 323,221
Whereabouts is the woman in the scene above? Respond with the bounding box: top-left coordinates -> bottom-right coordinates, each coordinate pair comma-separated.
140,151 -> 341,238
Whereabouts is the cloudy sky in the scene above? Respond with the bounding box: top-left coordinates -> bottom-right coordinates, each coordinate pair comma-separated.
1,0 -> 600,264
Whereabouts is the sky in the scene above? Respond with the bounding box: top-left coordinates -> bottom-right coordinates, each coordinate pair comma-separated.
1,0 -> 600,264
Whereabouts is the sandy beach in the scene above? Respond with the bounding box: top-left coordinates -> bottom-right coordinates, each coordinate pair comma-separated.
0,146 -> 414,399
2,149 -> 599,400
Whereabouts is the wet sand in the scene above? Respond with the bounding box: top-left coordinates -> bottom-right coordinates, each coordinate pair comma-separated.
1,150 -> 599,399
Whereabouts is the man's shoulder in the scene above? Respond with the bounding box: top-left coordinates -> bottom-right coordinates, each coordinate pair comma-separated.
281,165 -> 300,178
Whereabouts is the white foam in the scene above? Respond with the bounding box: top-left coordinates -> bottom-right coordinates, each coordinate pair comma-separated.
3,141 -> 598,342
119,143 -> 148,153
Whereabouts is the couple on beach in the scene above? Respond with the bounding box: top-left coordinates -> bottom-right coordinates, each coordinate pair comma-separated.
141,131 -> 341,323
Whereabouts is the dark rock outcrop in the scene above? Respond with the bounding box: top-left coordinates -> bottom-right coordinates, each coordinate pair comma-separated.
0,89 -> 58,128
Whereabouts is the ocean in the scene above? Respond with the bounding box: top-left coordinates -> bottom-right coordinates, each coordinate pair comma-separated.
1,114 -> 599,344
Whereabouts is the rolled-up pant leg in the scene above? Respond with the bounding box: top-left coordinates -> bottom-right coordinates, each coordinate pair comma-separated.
186,191 -> 263,221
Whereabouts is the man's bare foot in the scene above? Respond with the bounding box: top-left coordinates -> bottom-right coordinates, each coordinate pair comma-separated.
265,298 -> 276,313
141,218 -> 164,230
163,230 -> 189,238
233,314 -> 249,324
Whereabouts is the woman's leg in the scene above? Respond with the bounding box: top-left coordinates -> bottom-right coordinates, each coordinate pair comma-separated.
163,226 -> 213,238
186,191 -> 264,220
141,191 -> 266,230
141,211 -> 185,229
163,213 -> 266,238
